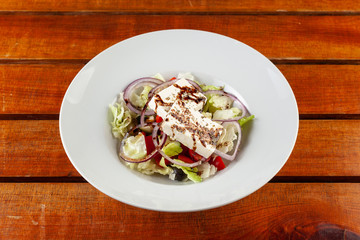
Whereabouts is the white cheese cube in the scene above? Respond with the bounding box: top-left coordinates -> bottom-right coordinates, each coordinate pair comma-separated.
161,100 -> 223,158
148,78 -> 206,119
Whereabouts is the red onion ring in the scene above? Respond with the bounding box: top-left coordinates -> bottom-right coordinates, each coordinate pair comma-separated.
204,90 -> 249,121
152,124 -> 205,168
213,120 -> 242,161
123,77 -> 163,115
119,123 -> 167,163
158,150 -> 204,168
140,98 -> 153,127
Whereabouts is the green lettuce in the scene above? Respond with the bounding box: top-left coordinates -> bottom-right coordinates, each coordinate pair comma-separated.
172,160 -> 202,183
239,115 -> 255,127
129,85 -> 153,109
162,141 -> 182,157
181,167 -> 202,183
213,107 -> 242,120
126,158 -> 172,175
201,84 -> 223,91
204,95 -> 233,113
159,157 -> 168,168
122,133 -> 147,159
109,103 -> 132,139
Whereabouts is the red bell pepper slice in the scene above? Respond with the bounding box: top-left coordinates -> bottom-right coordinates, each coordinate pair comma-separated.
177,155 -> 195,164
210,156 -> 226,171
188,149 -> 203,162
144,135 -> 165,167
155,115 -> 163,123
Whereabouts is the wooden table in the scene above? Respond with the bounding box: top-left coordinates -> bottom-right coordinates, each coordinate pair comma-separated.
1,1 -> 360,239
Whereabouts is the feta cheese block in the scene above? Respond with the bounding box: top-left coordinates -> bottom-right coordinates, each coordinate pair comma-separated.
148,78 -> 206,119
161,100 -> 223,158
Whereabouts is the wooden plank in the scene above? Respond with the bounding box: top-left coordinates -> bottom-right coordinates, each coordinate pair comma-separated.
0,183 -> 360,239
1,64 -> 79,114
0,15 -> 360,60
0,120 -> 78,177
2,64 -> 360,115
278,120 -> 360,176
0,0 -> 360,12
278,65 -> 360,114
1,120 -> 359,177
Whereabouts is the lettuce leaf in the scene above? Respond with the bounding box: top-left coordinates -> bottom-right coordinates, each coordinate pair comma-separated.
172,160 -> 202,183
204,95 -> 233,113
129,85 -> 153,109
213,107 -> 242,120
201,84 -> 223,91
125,159 -> 172,175
109,103 -> 132,139
216,122 -> 238,153
181,168 -> 202,183
239,115 -> 255,127
162,141 -> 182,157
197,162 -> 217,179
122,133 -> 147,159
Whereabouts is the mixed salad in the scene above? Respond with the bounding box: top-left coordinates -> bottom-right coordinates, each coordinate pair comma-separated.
109,73 -> 254,183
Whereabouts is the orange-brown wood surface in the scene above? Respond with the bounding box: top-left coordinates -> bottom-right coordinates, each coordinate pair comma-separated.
1,183 -> 360,239
1,0 -> 360,12
1,64 -> 77,114
1,120 -> 75,177
1,0 -> 360,238
278,120 -> 360,176
1,15 -> 360,60
1,120 -> 359,177
2,64 -> 360,114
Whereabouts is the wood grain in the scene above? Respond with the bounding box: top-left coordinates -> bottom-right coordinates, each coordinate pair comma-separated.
0,0 -> 359,12
1,64 -> 360,114
0,183 -> 360,239
278,120 -> 360,176
0,120 -> 77,177
1,64 -> 78,114
277,65 -> 360,114
0,15 -> 360,60
1,120 -> 359,177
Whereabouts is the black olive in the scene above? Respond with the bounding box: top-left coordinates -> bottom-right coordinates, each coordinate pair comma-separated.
170,167 -> 187,181
135,115 -> 141,124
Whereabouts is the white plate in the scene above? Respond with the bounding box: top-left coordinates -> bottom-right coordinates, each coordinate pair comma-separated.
60,29 -> 298,212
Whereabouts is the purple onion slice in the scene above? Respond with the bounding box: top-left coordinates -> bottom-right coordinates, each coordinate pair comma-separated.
123,77 -> 163,115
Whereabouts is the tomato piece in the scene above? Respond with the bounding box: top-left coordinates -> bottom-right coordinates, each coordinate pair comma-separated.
144,135 -> 163,166
178,155 -> 195,164
210,156 -> 226,171
155,115 -> 163,123
180,144 -> 189,156
188,149 -> 203,162
144,135 -> 155,154
169,77 -> 176,80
